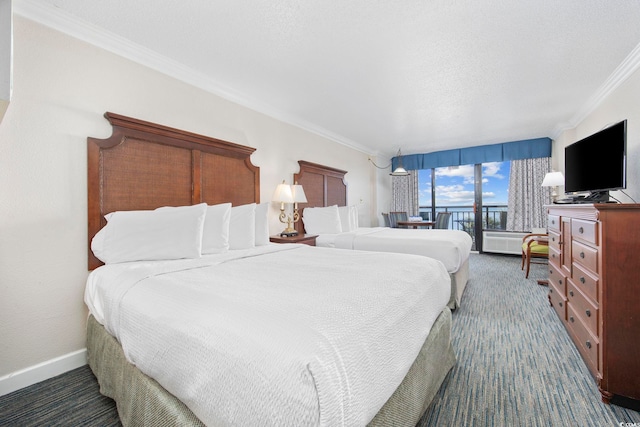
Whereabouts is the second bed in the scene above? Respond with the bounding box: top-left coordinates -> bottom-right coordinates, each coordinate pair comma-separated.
294,161 -> 472,309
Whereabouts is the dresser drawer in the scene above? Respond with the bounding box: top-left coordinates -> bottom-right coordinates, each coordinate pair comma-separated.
548,262 -> 566,292
571,262 -> 599,302
549,282 -> 567,321
571,219 -> 598,245
549,246 -> 561,267
572,240 -> 598,274
548,230 -> 561,252
567,304 -> 599,375
567,279 -> 598,334
548,214 -> 561,232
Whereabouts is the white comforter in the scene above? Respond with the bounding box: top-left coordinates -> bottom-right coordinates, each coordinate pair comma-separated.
316,227 -> 473,273
85,244 -> 451,427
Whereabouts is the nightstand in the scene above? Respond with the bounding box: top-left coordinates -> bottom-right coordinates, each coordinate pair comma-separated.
269,234 -> 318,246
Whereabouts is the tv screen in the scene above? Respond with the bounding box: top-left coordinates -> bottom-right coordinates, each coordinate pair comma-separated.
564,120 -> 627,195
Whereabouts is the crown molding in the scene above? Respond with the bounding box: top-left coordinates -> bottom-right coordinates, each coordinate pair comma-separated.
13,0 -> 375,156
552,40 -> 640,139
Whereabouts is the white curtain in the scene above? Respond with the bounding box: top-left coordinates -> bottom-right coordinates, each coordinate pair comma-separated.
506,157 -> 552,232
391,173 -> 419,216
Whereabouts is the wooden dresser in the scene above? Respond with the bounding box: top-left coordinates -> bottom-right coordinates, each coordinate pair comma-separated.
546,204 -> 640,404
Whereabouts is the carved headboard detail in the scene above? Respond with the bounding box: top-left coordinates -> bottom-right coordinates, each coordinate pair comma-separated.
87,112 -> 260,269
293,160 -> 347,235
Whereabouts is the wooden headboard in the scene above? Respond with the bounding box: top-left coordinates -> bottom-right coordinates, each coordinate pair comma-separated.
293,161 -> 347,235
87,112 -> 260,269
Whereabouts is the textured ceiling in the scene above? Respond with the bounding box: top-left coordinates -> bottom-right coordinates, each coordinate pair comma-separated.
17,0 -> 640,156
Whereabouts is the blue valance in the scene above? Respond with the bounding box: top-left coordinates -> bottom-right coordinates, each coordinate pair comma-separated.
392,137 -> 551,171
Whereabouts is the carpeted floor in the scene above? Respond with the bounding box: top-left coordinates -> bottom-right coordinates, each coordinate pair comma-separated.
0,364 -> 120,426
1,253 -> 639,426
419,253 -> 640,426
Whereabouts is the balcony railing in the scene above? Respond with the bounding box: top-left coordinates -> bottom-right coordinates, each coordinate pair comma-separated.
418,204 -> 508,248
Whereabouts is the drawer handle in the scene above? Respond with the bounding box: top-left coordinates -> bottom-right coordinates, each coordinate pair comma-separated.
586,309 -> 591,317
586,340 -> 592,349
549,288 -> 553,293
569,290 -> 574,297
580,277 -> 585,284
549,270 -> 553,274
558,279 -> 562,285
570,316 -> 575,323
552,254 -> 557,259
552,220 -> 556,225
552,237 -> 556,242
559,301 -> 563,307
580,252 -> 585,259
579,227 -> 584,234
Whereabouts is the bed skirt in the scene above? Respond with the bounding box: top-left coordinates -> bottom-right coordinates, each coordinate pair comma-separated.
87,308 -> 455,426
447,257 -> 470,310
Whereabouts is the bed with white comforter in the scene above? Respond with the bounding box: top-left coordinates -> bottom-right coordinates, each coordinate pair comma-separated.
314,226 -> 473,309
85,119 -> 456,426
85,244 -> 452,426
317,227 -> 471,273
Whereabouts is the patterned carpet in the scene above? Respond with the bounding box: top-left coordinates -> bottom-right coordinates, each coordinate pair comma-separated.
0,365 -> 120,426
1,253 -> 638,426
419,253 -> 640,426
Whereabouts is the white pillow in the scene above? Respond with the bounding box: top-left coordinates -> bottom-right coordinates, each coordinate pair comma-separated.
91,203 -> 207,264
302,205 -> 343,234
349,205 -> 359,230
202,203 -> 231,254
337,206 -> 351,232
254,202 -> 270,246
338,205 -> 359,232
229,203 -> 256,249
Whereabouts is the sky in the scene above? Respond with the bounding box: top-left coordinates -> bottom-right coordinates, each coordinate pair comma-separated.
418,161 -> 511,207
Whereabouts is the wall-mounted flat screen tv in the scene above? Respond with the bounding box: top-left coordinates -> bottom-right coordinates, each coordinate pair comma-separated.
564,119 -> 626,200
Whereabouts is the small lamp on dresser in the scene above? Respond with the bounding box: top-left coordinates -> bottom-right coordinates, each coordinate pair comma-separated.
272,181 -> 307,237
542,171 -> 565,202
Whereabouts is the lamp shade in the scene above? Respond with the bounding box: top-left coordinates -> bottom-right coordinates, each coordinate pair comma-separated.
391,166 -> 409,176
541,171 -> 565,187
291,184 -> 307,203
390,148 -> 410,176
272,182 -> 294,203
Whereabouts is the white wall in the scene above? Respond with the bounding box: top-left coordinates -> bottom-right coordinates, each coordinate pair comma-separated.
369,154 -> 393,226
553,64 -> 640,203
0,0 -> 12,122
0,17 -> 378,391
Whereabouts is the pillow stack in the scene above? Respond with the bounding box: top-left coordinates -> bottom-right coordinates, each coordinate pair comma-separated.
91,202 -> 271,264
302,205 -> 358,234
338,205 -> 359,232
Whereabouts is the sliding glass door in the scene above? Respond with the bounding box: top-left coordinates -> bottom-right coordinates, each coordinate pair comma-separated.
418,161 -> 510,251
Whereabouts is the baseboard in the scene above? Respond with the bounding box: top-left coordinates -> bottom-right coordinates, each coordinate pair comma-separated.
0,348 -> 87,397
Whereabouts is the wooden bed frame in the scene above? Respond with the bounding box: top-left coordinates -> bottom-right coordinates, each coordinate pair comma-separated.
87,112 -> 259,270
85,113 -> 455,425
292,160 -> 348,236
292,160 -> 469,309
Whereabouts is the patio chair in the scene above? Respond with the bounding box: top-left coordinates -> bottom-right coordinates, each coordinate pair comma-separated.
434,212 -> 451,229
389,211 -> 408,228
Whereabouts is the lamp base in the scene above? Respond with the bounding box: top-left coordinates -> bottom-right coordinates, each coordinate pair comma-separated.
279,213 -> 299,237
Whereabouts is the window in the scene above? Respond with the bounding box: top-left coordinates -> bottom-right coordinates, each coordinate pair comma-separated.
418,161 -> 510,250
481,161 -> 510,230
